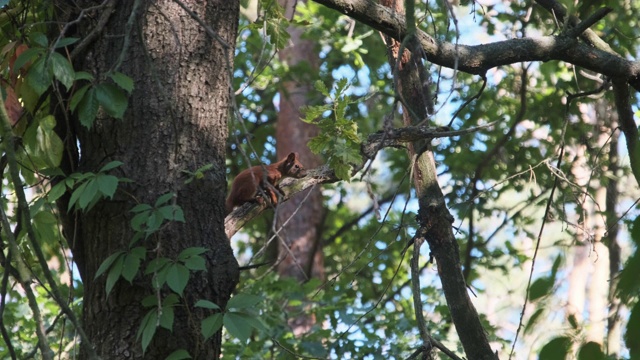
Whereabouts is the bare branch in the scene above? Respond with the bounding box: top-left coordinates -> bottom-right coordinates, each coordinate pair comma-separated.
363,121 -> 497,159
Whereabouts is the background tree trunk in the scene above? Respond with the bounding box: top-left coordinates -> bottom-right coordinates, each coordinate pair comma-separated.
275,0 -> 327,336
54,1 -> 240,358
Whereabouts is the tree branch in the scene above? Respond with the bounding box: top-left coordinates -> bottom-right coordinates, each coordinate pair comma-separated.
312,0 -> 640,91
225,119 -> 495,238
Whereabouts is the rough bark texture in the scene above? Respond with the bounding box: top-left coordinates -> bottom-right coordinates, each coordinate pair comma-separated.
275,0 -> 326,336
379,0 -> 496,358
54,0 -> 240,358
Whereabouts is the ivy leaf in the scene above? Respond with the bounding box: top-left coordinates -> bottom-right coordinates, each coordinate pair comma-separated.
155,193 -> 174,206
177,247 -> 208,260
121,247 -> 146,282
54,37 -> 79,48
194,300 -> 221,310
95,251 -> 126,279
183,256 -> 205,271
26,57 -> 52,95
13,48 -> 42,71
48,181 -> 67,202
106,254 -> 125,295
137,310 -> 158,353
95,83 -> 128,119
70,84 -> 91,111
49,52 -> 75,90
226,294 -> 261,310
201,314 -> 223,340
97,174 -> 119,199
159,306 -> 174,331
165,349 -> 191,360
74,71 -> 94,81
109,72 -> 134,93
78,178 -> 99,210
100,161 -> 124,172
166,263 -> 189,296
77,87 -> 99,128
30,32 -> 48,47
68,181 -> 88,211
223,312 -> 253,343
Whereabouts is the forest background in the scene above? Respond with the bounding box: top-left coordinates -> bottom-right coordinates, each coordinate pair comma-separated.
0,0 -> 639,359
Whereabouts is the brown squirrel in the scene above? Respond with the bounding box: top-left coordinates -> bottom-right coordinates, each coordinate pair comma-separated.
225,152 -> 307,215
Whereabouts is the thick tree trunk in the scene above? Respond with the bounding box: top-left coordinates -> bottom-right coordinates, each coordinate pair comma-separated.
54,1 -> 240,358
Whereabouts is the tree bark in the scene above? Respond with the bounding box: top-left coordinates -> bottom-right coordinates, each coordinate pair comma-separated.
54,1 -> 240,358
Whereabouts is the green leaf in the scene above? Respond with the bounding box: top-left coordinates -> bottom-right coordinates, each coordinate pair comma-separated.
194,300 -> 221,310
528,276 -> 554,301
159,306 -> 174,331
166,263 -> 189,296
74,71 -> 94,81
26,57 -> 52,95
106,254 -> 125,295
173,207 -> 185,222
50,52 -> 75,90
141,295 -> 158,308
131,203 -> 153,213
524,307 -> 544,335
201,313 -> 223,340
159,205 -> 178,221
77,87 -> 99,128
68,180 -> 88,211
70,84 -> 90,111
165,349 -> 191,360
13,48 -> 42,71
30,32 -> 48,47
100,160 -> 124,172
626,300 -> 640,357
226,294 -> 261,310
47,182 -> 67,202
95,83 -> 128,119
155,193 -> 174,207
163,294 -> 180,306
223,312 -> 253,343
145,257 -> 171,275
139,310 -> 158,353
178,247 -> 208,260
314,80 -> 329,96
109,72 -> 134,93
538,336 -> 571,360
121,247 -> 146,282
131,212 -> 149,232
78,178 -> 99,210
577,342 -> 605,360
54,37 -> 79,48
97,174 -> 119,199
183,256 -> 206,271
94,251 -> 125,279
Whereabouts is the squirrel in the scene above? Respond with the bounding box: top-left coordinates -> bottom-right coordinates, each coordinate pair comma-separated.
225,152 -> 307,215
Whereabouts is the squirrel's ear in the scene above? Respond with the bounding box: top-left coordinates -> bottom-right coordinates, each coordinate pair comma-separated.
287,152 -> 297,161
